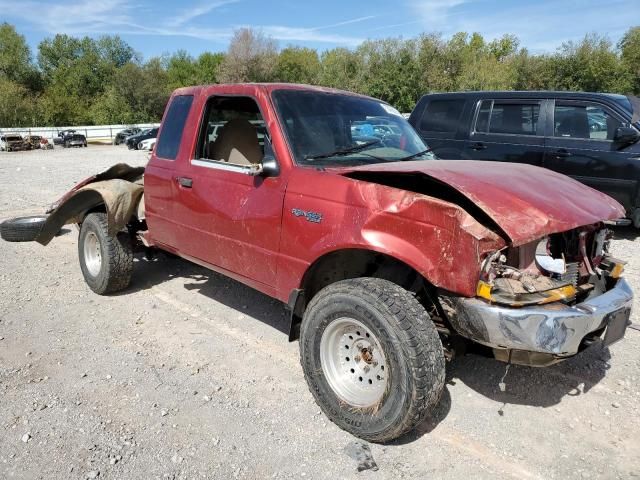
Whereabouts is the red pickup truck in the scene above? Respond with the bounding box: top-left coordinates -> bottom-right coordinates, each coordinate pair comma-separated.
1,83 -> 633,442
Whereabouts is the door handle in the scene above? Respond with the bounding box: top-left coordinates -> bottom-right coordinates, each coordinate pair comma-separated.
555,149 -> 572,158
469,142 -> 487,151
176,176 -> 193,188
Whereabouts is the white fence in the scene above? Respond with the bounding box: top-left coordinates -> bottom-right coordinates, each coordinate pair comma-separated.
0,123 -> 160,144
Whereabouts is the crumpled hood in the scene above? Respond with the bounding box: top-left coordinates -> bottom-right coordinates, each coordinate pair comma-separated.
342,160 -> 625,245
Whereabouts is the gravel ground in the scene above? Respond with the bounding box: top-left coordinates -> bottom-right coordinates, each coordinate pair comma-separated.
1,146 -> 639,480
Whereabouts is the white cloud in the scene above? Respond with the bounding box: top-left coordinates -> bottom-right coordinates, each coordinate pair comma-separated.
258,25 -> 363,45
0,0 -> 365,47
311,16 -> 377,31
411,0 -> 470,23
167,0 -> 240,27
405,0 -> 635,52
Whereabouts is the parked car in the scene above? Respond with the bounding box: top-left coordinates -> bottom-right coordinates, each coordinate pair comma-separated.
138,138 -> 156,151
409,91 -> 640,227
0,134 -> 28,152
1,84 -> 632,443
126,128 -> 159,150
63,133 -> 87,148
24,135 -> 42,150
53,130 -> 77,145
114,127 -> 141,145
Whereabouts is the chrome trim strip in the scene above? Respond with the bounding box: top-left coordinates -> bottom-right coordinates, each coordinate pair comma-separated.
191,158 -> 260,175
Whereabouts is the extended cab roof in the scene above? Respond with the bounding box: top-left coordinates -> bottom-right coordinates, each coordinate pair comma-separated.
168,83 -> 378,101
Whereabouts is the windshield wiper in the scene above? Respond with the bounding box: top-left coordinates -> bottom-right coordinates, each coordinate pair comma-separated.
304,140 -> 381,161
395,148 -> 433,162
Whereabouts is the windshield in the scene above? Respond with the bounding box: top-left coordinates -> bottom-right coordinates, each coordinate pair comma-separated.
272,89 -> 434,167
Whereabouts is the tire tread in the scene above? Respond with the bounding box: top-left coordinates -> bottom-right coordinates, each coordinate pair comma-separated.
300,277 -> 445,442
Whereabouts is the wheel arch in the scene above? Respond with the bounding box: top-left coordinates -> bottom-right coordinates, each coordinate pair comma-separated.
288,247 -> 440,341
36,181 -> 143,246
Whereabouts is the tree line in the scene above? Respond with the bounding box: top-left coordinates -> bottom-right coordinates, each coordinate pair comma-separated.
1,23 -> 639,128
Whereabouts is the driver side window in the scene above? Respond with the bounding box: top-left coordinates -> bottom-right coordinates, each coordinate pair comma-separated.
196,96 -> 267,166
554,103 -> 622,141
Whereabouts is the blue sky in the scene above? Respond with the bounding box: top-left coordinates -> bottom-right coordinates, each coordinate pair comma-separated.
0,0 -> 636,59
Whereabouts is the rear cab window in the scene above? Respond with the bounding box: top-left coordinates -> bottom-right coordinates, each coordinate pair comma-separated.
156,95 -> 194,160
474,100 -> 541,136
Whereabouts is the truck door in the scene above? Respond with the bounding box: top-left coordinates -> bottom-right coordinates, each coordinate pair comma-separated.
171,95 -> 286,287
144,94 -> 195,251
465,99 -> 545,166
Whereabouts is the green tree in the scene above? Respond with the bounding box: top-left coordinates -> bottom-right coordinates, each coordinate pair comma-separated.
0,22 -> 39,89
103,59 -> 170,123
274,47 -> 320,84
166,50 -> 198,89
619,26 -> 640,93
89,85 -> 135,124
415,33 -> 453,92
0,78 -> 36,127
550,33 -> 632,92
318,48 -> 362,92
355,38 -> 422,112
218,28 -> 278,83
96,35 -> 137,67
194,52 -> 225,84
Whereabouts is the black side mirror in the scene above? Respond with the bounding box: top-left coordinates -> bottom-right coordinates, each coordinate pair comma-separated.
613,126 -> 640,147
260,136 -> 280,177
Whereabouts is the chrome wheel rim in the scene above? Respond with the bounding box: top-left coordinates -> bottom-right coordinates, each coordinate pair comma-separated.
320,317 -> 388,407
83,231 -> 102,277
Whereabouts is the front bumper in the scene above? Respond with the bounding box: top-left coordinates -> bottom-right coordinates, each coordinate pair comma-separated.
448,278 -> 633,359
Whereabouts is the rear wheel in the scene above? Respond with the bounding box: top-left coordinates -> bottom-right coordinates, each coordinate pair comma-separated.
299,278 -> 445,442
78,212 -> 133,294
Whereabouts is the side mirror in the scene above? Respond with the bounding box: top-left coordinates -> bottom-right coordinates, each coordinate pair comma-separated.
259,155 -> 280,177
259,136 -> 280,177
613,126 -> 640,147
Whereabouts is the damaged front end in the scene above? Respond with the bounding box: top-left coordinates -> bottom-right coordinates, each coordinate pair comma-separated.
442,225 -> 633,366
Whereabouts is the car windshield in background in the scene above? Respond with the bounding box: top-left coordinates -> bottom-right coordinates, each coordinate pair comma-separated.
272,89 -> 433,167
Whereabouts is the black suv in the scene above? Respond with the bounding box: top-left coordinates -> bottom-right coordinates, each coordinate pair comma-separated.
409,91 -> 640,227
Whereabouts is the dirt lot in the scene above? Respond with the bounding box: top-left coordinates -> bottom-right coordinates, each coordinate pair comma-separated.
0,146 -> 639,480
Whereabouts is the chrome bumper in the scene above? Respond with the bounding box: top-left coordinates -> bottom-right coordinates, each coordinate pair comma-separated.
448,278 -> 633,356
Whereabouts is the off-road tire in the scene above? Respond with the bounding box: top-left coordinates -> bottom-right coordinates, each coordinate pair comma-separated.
299,278 -> 446,442
1,216 -> 47,242
78,212 -> 133,295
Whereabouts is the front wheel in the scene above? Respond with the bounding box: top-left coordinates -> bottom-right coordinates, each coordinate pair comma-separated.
299,278 -> 445,442
78,212 -> 133,295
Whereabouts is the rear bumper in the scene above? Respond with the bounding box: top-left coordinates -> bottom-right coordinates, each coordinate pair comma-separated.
447,278 -> 633,359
